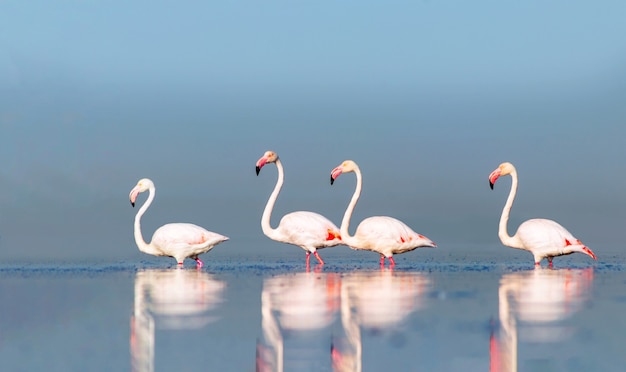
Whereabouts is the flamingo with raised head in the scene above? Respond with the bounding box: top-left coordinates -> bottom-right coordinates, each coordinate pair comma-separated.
330,160 -> 436,267
488,162 -> 597,266
256,151 -> 343,266
129,178 -> 229,267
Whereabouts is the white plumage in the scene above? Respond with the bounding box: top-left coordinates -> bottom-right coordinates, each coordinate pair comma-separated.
129,178 -> 228,267
489,162 -> 596,266
330,160 -> 436,267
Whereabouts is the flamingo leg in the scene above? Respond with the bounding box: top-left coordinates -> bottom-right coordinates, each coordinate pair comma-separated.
195,258 -> 204,268
313,251 -> 325,265
548,257 -> 553,268
306,252 -> 311,266
380,255 -> 385,268
388,256 -> 396,267
534,261 -> 541,267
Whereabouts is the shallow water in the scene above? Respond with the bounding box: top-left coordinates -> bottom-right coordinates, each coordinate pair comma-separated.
1,248 -> 625,372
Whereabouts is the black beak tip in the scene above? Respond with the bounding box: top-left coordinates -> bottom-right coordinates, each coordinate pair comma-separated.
330,176 -> 335,185
489,181 -> 494,190
255,166 -> 260,176
131,201 -> 135,207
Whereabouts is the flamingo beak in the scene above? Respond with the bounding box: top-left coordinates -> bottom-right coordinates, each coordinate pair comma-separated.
129,187 -> 140,207
489,168 -> 501,190
256,157 -> 268,176
582,246 -> 597,261
330,166 -> 343,185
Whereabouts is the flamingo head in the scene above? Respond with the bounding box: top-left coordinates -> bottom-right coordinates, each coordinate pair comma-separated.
129,178 -> 153,207
256,150 -> 278,175
564,242 -> 598,261
330,160 -> 358,185
489,162 -> 515,189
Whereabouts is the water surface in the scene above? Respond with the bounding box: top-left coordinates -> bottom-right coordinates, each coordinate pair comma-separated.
0,250 -> 624,372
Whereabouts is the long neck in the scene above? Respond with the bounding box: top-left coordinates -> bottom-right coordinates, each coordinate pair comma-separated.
499,169 -> 523,249
340,167 -> 362,243
134,185 -> 162,256
261,159 -> 283,240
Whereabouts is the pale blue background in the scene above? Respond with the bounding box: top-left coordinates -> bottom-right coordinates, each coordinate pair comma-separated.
0,1 -> 624,262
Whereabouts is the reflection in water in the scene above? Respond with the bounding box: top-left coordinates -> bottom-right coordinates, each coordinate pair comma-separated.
130,269 -> 226,372
332,270 -> 432,372
491,268 -> 594,372
257,272 -> 341,372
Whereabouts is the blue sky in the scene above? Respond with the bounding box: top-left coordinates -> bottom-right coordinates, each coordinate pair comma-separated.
0,1 -> 624,261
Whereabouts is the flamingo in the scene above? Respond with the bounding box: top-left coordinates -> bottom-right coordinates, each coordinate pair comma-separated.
488,162 -> 597,266
255,151 -> 343,266
129,178 -> 229,267
330,160 -> 436,267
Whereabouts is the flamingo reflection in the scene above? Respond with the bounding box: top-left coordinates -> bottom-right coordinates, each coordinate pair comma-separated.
491,268 -> 594,372
130,269 -> 226,372
257,272 -> 341,372
332,270 -> 432,372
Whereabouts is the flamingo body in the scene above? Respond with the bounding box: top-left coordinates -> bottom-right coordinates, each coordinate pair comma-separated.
350,216 -> 435,257
330,160 -> 436,266
256,151 -> 343,265
271,211 -> 342,250
515,219 -> 588,264
149,223 -> 229,264
489,162 -> 596,266
129,178 -> 228,267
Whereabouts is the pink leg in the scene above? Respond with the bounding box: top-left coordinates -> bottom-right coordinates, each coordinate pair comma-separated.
306,252 -> 311,265
195,258 -> 204,268
313,251 -> 325,265
380,255 -> 385,268
534,262 -> 540,267
389,256 -> 396,267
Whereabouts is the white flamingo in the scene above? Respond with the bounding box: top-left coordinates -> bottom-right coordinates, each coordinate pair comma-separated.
129,178 -> 229,267
330,160 -> 436,267
256,151 -> 343,265
488,162 -> 597,266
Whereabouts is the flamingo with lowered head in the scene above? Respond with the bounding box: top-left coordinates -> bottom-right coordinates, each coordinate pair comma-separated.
489,162 -> 597,266
256,151 -> 343,266
129,178 -> 229,267
330,160 -> 436,267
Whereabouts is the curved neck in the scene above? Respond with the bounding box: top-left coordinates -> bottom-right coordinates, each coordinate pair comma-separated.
261,159 -> 283,240
340,167 -> 362,243
499,169 -> 522,248
134,185 -> 162,255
